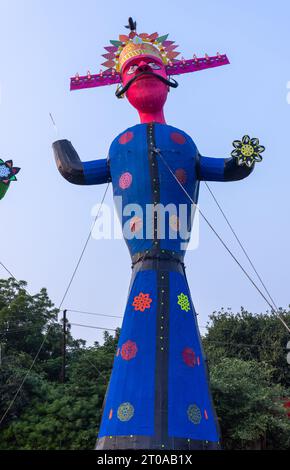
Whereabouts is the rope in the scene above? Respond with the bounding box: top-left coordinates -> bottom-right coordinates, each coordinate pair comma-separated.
204,182 -> 278,310
58,184 -> 110,309
0,262 -> 32,298
155,149 -> 290,334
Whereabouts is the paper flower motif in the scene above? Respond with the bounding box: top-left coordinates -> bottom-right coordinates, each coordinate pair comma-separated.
182,347 -> 196,367
132,292 -> 152,312
187,404 -> 202,425
117,402 -> 134,422
177,293 -> 191,312
121,340 -> 138,360
0,160 -> 20,183
0,159 -> 20,200
231,135 -> 265,168
119,172 -> 132,189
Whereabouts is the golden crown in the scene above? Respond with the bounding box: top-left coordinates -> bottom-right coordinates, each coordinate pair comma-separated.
102,29 -> 180,73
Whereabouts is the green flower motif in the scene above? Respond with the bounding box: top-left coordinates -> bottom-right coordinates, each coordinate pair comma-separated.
117,402 -> 134,422
187,404 -> 202,425
177,293 -> 190,312
231,135 -> 265,168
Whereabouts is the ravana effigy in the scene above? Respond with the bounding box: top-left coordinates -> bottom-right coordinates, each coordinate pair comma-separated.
53,18 -> 264,450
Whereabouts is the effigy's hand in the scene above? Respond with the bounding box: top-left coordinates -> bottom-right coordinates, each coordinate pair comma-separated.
231,135 -> 265,168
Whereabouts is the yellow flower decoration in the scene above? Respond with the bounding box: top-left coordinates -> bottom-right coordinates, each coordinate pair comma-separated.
231,135 -> 265,168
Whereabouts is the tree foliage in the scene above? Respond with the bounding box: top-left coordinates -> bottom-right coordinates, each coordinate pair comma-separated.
0,279 -> 289,449
203,308 -> 290,449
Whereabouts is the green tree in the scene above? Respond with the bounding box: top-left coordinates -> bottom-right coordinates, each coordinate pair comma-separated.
203,307 -> 290,386
0,332 -> 119,450
210,357 -> 290,449
1,277 -> 289,450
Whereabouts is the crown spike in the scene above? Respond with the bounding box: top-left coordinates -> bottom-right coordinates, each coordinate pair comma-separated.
104,46 -> 118,53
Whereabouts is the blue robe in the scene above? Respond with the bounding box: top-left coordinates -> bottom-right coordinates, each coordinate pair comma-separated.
65,123 -> 252,449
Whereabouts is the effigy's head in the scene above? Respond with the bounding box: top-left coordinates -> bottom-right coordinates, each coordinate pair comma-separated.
119,42 -> 169,113
70,17 -> 230,106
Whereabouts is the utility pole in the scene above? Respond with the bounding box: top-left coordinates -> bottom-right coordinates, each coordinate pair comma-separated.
61,309 -> 67,383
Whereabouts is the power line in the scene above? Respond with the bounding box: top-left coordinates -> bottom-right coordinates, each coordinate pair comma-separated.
66,309 -> 123,319
203,339 -> 283,351
0,309 -> 121,322
70,322 -> 117,332
0,326 -> 42,335
0,183 -> 110,427
156,149 -> 290,334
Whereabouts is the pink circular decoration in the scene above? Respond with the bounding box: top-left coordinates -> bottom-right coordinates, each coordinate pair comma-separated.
119,172 -> 132,189
119,131 -> 134,145
121,340 -> 138,361
175,168 -> 187,185
182,347 -> 196,367
171,132 -> 186,145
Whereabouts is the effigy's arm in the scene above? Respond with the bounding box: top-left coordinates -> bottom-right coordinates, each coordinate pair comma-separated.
196,135 -> 265,182
196,154 -> 253,182
53,139 -> 111,185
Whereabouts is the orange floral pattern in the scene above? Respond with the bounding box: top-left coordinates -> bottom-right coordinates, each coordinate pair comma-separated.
132,292 -> 152,312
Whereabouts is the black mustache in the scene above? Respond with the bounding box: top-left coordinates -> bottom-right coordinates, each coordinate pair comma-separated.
115,71 -> 178,98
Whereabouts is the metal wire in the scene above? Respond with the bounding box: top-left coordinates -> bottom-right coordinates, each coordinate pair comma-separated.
155,149 -> 290,334
204,181 -> 278,310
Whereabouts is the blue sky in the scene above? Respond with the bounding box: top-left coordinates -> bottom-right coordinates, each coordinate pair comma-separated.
0,0 -> 289,344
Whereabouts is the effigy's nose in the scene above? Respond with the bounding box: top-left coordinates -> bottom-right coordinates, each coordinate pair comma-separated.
137,61 -> 151,71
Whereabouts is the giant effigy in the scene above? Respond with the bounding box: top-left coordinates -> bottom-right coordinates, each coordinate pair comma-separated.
53,18 -> 264,450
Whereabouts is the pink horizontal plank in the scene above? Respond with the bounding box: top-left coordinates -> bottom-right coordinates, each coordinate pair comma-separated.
165,54 -> 230,76
70,72 -> 121,91
70,54 -> 229,91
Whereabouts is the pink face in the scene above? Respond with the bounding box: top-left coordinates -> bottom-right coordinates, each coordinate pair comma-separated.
121,56 -> 169,113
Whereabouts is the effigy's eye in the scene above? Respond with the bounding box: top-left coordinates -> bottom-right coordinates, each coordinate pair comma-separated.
127,65 -> 138,75
149,62 -> 161,70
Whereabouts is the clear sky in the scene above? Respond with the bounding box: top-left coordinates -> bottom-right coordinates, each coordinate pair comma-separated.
0,0 -> 289,345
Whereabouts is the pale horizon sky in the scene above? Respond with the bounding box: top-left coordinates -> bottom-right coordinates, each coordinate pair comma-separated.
0,0 -> 289,345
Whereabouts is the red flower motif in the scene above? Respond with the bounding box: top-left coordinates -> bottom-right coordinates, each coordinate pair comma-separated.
182,347 -> 196,367
121,340 -> 138,360
175,168 -> 187,185
132,292 -> 152,312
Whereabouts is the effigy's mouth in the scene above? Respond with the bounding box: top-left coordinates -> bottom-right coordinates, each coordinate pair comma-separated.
135,73 -> 159,83
116,71 -> 178,98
